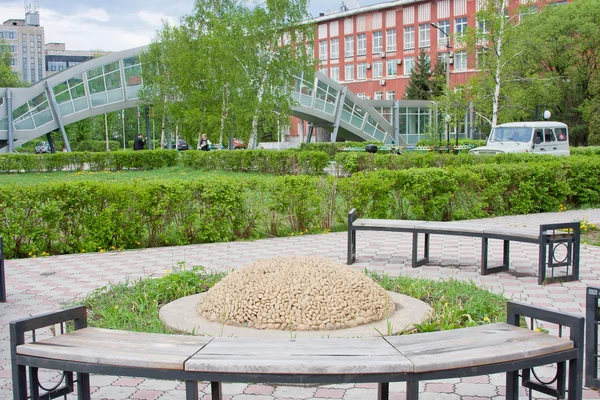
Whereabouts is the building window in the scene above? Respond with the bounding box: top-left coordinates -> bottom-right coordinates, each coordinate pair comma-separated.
357,62 -> 367,79
437,20 -> 450,45
386,90 -> 396,100
372,60 -> 383,78
345,36 -> 354,57
357,33 -> 367,56
372,31 -> 383,54
319,40 -> 328,61
10,45 -> 17,53
345,63 -> 354,81
419,24 -> 430,48
37,34 -> 41,40
455,50 -> 467,70
22,34 -> 26,39
374,91 -> 383,100
30,34 -> 34,40
330,65 -> 340,81
10,58 -> 16,66
319,67 -> 328,75
455,17 -> 468,43
386,29 -> 396,52
386,59 -> 397,76
8,31 -> 15,39
404,26 -> 414,50
404,56 -> 415,75
330,38 -> 339,59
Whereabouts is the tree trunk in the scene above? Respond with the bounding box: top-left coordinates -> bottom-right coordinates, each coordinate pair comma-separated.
248,73 -> 268,149
219,86 -> 229,148
104,113 -> 110,152
491,0 -> 507,127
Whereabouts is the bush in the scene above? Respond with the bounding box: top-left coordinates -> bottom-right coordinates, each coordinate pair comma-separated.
2,157 -> 599,258
181,149 -> 330,175
0,150 -> 179,173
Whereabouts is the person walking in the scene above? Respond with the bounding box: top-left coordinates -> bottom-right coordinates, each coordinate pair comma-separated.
198,133 -> 211,151
134,133 -> 145,151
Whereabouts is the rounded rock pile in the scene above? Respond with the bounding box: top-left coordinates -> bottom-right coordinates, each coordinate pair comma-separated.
197,256 -> 395,331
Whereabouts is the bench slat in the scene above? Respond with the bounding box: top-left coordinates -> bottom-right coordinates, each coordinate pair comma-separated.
185,337 -> 413,374
17,327 -> 212,370
353,219 -> 428,230
385,323 -> 573,373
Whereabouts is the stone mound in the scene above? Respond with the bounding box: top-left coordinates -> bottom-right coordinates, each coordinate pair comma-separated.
197,256 -> 395,331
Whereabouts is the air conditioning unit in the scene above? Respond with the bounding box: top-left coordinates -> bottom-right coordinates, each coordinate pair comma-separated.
379,79 -> 386,86
366,63 -> 371,69
381,52 -> 387,58
396,59 -> 402,65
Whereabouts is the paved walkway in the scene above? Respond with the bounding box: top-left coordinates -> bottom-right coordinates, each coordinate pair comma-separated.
2,209 -> 600,399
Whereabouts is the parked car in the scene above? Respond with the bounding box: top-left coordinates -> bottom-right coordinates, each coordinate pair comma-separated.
35,141 -> 51,154
469,122 -> 570,156
163,140 -> 190,151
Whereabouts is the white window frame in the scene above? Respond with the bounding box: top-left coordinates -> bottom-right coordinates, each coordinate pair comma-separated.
372,31 -> 383,54
455,50 -> 467,70
386,29 -> 396,52
357,34 -> 367,56
419,24 -> 430,48
357,62 -> 367,79
437,20 -> 450,44
372,60 -> 383,78
319,40 -> 328,61
374,91 -> 383,100
345,36 -> 354,57
404,56 -> 415,75
330,65 -> 340,81
404,26 -> 415,50
455,17 -> 468,39
345,64 -> 354,81
385,90 -> 396,100
330,38 -> 339,59
386,60 -> 397,76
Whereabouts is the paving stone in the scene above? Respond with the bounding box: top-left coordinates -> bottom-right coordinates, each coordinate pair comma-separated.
455,382 -> 498,397
231,395 -> 274,400
245,384 -> 275,395
131,389 -> 164,400
137,379 -> 180,391
91,385 -> 137,399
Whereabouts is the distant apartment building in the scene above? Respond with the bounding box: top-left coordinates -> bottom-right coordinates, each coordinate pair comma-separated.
45,43 -> 109,76
1,9 -> 45,84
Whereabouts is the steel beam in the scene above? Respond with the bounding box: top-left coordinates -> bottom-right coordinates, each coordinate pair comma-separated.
44,81 -> 71,152
393,100 -> 400,145
7,90 -> 13,153
331,86 -> 347,143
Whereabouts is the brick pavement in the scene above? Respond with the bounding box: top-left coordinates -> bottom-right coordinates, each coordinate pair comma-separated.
1,209 -> 600,399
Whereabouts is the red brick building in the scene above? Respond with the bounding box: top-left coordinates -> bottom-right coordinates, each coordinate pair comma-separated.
290,0 -> 569,141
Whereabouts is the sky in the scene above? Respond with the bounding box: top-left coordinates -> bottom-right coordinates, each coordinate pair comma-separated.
0,0 -> 385,52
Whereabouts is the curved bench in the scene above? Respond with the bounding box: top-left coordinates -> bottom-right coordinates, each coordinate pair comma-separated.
10,301 -> 584,400
347,209 -> 581,285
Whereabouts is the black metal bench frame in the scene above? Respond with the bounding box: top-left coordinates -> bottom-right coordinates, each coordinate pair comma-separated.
0,236 -> 5,302
10,301 -> 584,400
347,209 -> 580,285
586,286 -> 600,389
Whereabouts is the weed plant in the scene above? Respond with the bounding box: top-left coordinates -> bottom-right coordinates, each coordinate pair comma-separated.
368,271 -> 508,332
80,266 -> 225,333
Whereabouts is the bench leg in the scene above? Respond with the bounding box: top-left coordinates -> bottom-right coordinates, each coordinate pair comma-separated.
377,382 -> 389,400
12,364 -> 27,400
506,370 -> 519,399
481,238 -> 510,275
347,228 -> 356,265
76,372 -> 90,400
406,381 -> 419,400
185,381 -> 199,400
211,381 -> 222,400
412,233 -> 429,268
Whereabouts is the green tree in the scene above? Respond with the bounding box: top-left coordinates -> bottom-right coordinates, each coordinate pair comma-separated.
513,0 -> 600,145
404,50 -> 433,100
431,56 -> 447,98
0,41 -> 22,88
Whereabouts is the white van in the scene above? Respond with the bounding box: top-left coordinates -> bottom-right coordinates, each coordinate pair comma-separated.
469,121 -> 570,156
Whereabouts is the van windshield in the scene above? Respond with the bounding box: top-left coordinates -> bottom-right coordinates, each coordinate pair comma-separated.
489,127 -> 533,143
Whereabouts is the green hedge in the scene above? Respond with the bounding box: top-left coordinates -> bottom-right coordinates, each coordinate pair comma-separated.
74,140 -> 121,152
0,150 -> 180,173
181,149 -> 330,175
2,157 -> 600,258
333,151 -> 586,174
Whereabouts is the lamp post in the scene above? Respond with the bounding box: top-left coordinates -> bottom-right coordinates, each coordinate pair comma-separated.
431,22 -> 452,147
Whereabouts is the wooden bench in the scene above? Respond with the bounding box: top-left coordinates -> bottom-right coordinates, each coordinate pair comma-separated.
10,301 -> 584,400
347,209 -> 581,285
